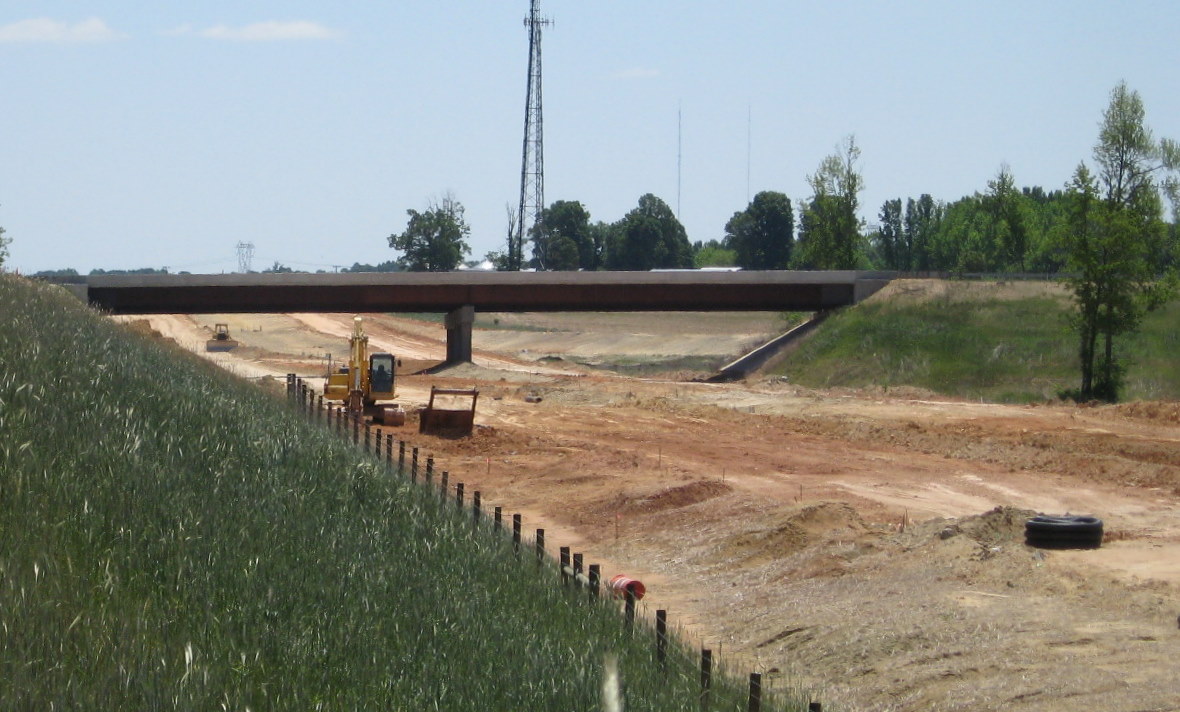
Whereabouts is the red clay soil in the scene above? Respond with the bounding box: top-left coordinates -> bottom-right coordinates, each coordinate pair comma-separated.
125,309 -> 1180,712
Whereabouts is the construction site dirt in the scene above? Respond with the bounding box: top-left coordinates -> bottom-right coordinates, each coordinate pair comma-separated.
120,292 -> 1180,712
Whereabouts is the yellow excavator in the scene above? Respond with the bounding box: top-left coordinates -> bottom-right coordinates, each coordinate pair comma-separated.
324,316 -> 406,426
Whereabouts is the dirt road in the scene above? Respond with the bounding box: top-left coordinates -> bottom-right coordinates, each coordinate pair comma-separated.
119,305 -> 1180,711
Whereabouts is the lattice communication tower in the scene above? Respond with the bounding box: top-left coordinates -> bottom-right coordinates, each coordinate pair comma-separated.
512,0 -> 552,271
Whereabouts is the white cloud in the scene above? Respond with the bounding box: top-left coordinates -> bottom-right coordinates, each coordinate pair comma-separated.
197,21 -> 342,42
614,67 -> 661,80
0,17 -> 124,44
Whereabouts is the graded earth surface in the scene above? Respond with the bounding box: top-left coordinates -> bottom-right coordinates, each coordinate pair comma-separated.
118,283 -> 1180,712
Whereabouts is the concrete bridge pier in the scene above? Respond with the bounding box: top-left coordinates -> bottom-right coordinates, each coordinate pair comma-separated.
445,305 -> 475,365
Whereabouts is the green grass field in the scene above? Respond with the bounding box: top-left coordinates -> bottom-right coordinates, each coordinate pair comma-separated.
773,280 -> 1180,403
0,275 -> 799,711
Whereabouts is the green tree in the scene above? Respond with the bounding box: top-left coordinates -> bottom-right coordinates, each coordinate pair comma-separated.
1062,82 -> 1178,401
724,191 -> 794,269
692,240 -> 737,268
1060,165 -> 1105,398
795,136 -> 863,269
605,194 -> 693,270
586,221 -> 614,270
531,200 -> 596,270
905,194 -> 941,271
388,195 -> 471,272
984,166 -> 1030,271
0,226 -> 9,269
875,198 -> 904,269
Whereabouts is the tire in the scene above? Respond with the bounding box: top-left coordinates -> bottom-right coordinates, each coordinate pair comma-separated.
1025,515 -> 1103,550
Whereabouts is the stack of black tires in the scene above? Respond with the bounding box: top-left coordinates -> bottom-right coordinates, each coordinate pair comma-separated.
1024,515 -> 1104,549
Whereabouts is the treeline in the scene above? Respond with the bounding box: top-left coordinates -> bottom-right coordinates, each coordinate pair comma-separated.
868,177 -> 1173,275
516,156 -> 1178,277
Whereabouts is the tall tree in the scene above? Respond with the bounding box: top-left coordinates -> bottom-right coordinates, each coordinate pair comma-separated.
985,166 -> 1029,271
875,198 -> 904,270
724,191 -> 794,269
0,226 -> 8,269
1062,82 -> 1178,401
1060,164 -> 1104,398
795,136 -> 863,269
388,195 -> 471,272
904,194 -> 940,271
605,194 -> 693,270
531,200 -> 595,271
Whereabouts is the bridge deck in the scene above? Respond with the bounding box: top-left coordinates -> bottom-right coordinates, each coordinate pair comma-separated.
84,270 -> 892,314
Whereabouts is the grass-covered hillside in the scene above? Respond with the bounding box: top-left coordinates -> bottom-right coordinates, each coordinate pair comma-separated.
774,280 -> 1180,403
0,275 -> 788,711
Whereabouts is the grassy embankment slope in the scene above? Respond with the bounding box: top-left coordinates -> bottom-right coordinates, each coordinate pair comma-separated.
773,280 -> 1180,403
0,275 -> 793,711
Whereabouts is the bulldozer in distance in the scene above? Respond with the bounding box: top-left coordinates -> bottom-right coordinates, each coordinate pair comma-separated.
205,323 -> 238,352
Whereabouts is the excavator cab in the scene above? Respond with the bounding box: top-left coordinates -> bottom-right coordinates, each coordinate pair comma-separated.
370,353 -> 395,399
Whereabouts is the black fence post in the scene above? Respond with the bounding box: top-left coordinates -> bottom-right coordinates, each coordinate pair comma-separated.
559,547 -> 571,587
473,491 -> 481,524
624,590 -> 636,631
398,441 -> 406,474
700,649 -> 713,709
411,447 -> 419,483
748,672 -> 762,712
588,564 -> 601,601
534,527 -> 544,564
455,482 -> 464,509
386,435 -> 394,468
494,506 -> 503,532
364,424 -> 371,452
656,610 -> 668,669
352,415 -> 359,445
512,514 -> 522,554
440,471 -> 449,500
426,456 -> 434,482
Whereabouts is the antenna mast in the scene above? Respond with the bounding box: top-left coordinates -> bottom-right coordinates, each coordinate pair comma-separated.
513,0 -> 551,271
677,105 -> 682,218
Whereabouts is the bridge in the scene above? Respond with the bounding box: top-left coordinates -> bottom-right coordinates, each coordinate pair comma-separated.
80,270 -> 893,365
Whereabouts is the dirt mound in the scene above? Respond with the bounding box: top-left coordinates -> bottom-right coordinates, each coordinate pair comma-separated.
721,501 -> 870,564
624,480 -> 733,514
904,505 -> 1036,547
1112,400 -> 1180,425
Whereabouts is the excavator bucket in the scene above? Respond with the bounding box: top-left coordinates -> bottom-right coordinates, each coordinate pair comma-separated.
419,386 -> 479,437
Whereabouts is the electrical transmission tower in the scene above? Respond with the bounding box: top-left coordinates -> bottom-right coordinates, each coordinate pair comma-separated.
236,241 -> 255,273
513,0 -> 552,271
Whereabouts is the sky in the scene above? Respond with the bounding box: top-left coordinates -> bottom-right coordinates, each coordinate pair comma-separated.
2,1 -> 1178,274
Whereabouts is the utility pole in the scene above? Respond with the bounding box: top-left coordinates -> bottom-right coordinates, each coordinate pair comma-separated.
236,241 -> 255,273
513,0 -> 552,271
